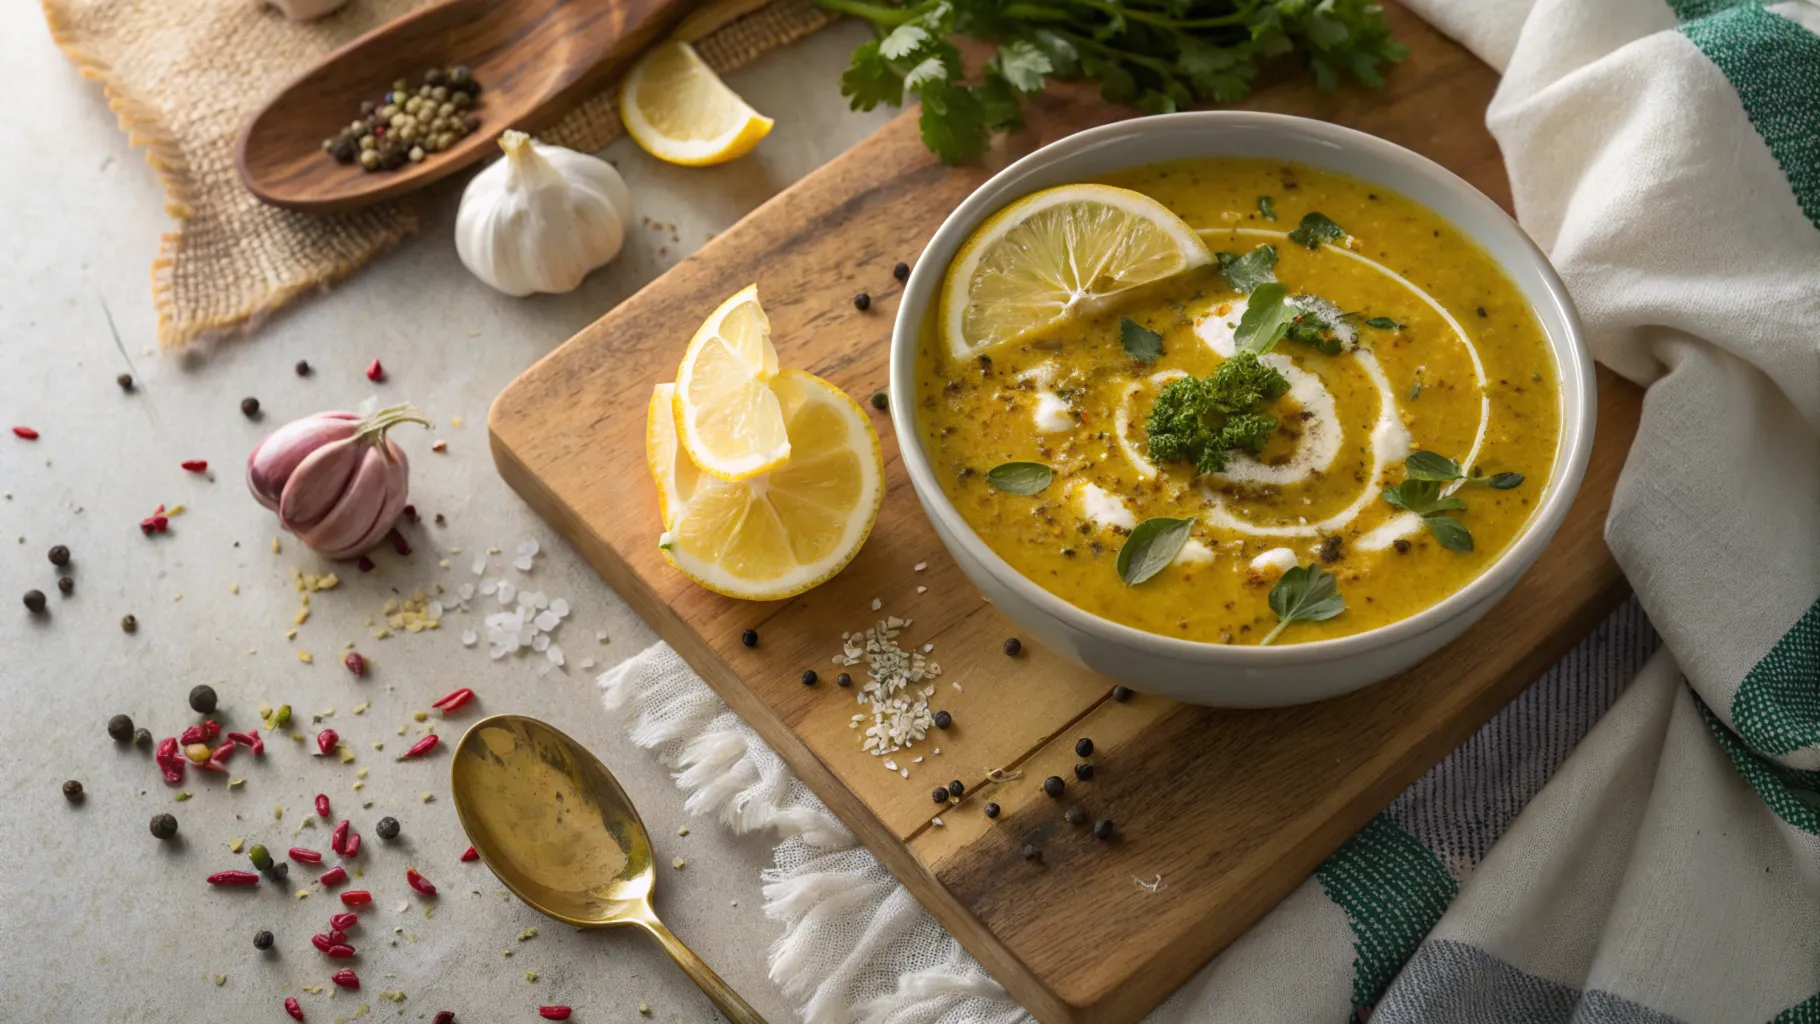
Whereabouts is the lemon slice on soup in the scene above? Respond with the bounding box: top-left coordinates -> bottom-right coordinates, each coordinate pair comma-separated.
674,284 -> 789,481
661,369 -> 883,600
619,41 -> 774,166
939,183 -> 1212,361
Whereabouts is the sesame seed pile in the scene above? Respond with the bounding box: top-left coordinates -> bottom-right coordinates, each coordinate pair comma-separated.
836,615 -> 941,759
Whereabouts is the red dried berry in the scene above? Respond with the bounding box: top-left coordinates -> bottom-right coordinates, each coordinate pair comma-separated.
179,724 -> 206,746
208,740 -> 235,765
180,459 -> 208,473
460,846 -> 479,862
400,734 -> 440,760
289,847 -> 323,864
402,504 -> 419,522
12,426 -> 39,440
226,730 -> 259,749
405,868 -> 437,897
160,761 -> 185,786
330,912 -> 358,931
325,944 -> 356,959
343,831 -> 362,857
311,933 -> 333,953
331,968 -> 360,990
207,870 -> 260,886
285,996 -> 306,1021
388,528 -> 412,556
538,1008 -> 572,1020
365,359 -> 384,382
319,866 -> 348,887
330,819 -> 351,853
339,890 -> 372,907
430,688 -> 475,713
356,555 -> 375,572
343,651 -> 366,676
432,1013 -> 455,1024
156,736 -> 179,763
327,928 -> 348,944
316,729 -> 339,756
315,794 -> 332,818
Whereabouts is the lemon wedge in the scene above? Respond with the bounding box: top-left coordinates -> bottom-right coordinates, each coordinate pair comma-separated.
646,383 -> 699,529
674,284 -> 789,480
619,40 -> 774,166
938,183 -> 1212,361
660,369 -> 883,600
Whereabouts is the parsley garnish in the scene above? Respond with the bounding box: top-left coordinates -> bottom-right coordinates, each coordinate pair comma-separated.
985,462 -> 1053,495
1234,283 -> 1297,354
1120,317 -> 1164,363
1260,562 -> 1346,645
824,1 -> 1408,164
1380,452 -> 1526,552
1217,245 -> 1278,294
1283,308 -> 1342,356
1363,316 -> 1403,330
1145,351 -> 1288,474
1257,195 -> 1277,221
1287,212 -> 1346,249
1116,517 -> 1195,585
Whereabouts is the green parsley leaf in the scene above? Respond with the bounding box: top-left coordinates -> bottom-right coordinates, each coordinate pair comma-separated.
1408,382 -> 1423,401
839,40 -> 903,112
1422,515 -> 1474,552
1261,563 -> 1346,645
1116,517 -> 1195,586
985,462 -> 1053,495
1218,245 -> 1278,293
1287,212 -> 1346,249
1120,317 -> 1164,363
1363,316 -> 1403,330
1145,351 -> 1288,475
1404,451 -> 1462,481
1258,195 -> 1277,221
1485,472 -> 1525,489
916,80 -> 988,164
990,40 -> 1053,93
1234,283 -> 1297,354
1381,479 -> 1467,517
1284,309 -> 1342,356
879,24 -> 932,60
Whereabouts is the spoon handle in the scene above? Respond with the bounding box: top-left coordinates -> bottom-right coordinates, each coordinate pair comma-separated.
635,908 -> 769,1024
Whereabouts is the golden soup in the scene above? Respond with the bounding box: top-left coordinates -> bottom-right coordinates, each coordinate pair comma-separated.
915,158 -> 1560,645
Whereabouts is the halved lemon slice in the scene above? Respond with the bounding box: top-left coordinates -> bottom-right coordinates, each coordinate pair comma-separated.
939,183 -> 1212,361
662,369 -> 883,600
619,40 -> 774,166
675,284 -> 789,480
646,383 -> 699,529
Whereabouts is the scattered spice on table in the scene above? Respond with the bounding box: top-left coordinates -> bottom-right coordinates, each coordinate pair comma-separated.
189,684 -> 218,714
1064,804 -> 1085,826
1043,775 -> 1065,797
984,802 -> 1000,819
870,391 -> 888,410
57,575 -> 73,595
48,544 -> 70,566
289,847 -> 322,864
316,729 -> 339,756
23,589 -> 46,614
319,866 -> 348,887
430,688 -> 474,713
150,813 -> 178,839
1093,819 -> 1115,840
331,968 -> 360,990
853,292 -> 871,311
932,709 -> 952,730
117,372 -> 135,391
741,628 -> 758,647
1111,685 -> 1132,702
366,358 -> 386,382
460,846 -> 478,862
399,734 -> 440,759
1021,843 -> 1042,862
344,650 -> 367,676
947,779 -> 964,798
253,930 -> 274,950
930,786 -> 948,805
893,261 -> 910,281
62,779 -> 84,802
1074,763 -> 1094,781
13,426 -> 39,440
374,816 -> 400,841
121,613 -> 137,633
284,996 -> 305,1020
1075,737 -> 1093,757
538,1007 -> 572,1020
406,867 -> 437,897
108,713 -> 134,742
323,66 -> 483,172
180,459 -> 209,473
1001,637 -> 1021,656
800,669 -> 818,686
208,870 -> 261,886
241,396 -> 261,418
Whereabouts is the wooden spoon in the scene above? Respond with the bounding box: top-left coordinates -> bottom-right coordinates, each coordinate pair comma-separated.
237,0 -> 690,214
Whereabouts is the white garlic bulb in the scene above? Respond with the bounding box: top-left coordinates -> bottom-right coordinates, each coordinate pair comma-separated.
455,130 -> 634,297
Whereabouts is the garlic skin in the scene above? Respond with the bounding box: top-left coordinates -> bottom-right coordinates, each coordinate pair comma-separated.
247,405 -> 429,559
455,130 -> 634,296
266,0 -> 353,21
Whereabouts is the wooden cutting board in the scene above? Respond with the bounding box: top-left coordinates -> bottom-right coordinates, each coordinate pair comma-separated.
490,6 -> 1643,1021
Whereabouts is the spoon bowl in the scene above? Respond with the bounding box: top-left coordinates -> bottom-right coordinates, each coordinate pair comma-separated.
452,714 -> 765,1022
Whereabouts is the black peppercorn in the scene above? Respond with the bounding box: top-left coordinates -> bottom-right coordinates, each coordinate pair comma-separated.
133,727 -> 152,747
295,359 -> 312,377
108,714 -> 135,743
870,391 -> 888,411
1393,538 -> 1412,554
376,816 -> 401,840
57,576 -> 73,595
984,802 -> 1000,819
740,628 -> 758,648
801,669 -> 818,686
149,812 -> 178,840
853,292 -> 871,311
121,613 -> 138,633
241,397 -> 261,418
264,860 -> 289,883
1111,685 -> 1132,702
116,372 -> 135,391
1021,843 -> 1042,862
932,710 -> 952,730
48,544 -> 70,566
189,684 -> 218,714
836,672 -> 852,687
893,261 -> 910,282
23,590 -> 47,614
1042,775 -> 1065,798
62,780 -> 84,803
947,779 -> 964,798
1074,763 -> 1094,781
1064,804 -> 1085,826
1476,306 -> 1487,317
253,930 -> 275,951
1092,819 -> 1115,840
1002,637 -> 1021,657
931,787 -> 950,805
1074,737 -> 1093,757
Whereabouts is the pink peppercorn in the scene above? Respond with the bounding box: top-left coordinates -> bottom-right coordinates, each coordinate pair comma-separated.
460,846 -> 479,862
430,688 -> 475,713
289,847 -> 323,864
325,944 -> 356,959
406,867 -> 437,897
285,996 -> 306,1021
316,729 -> 339,756
207,870 -> 260,886
343,831 -> 362,857
311,933 -> 333,953
327,928 -> 348,944
365,359 -> 384,382
400,734 -> 440,760
330,819 -> 350,854
432,1013 -> 454,1024
319,866 -> 348,887
339,890 -> 372,907
356,555 -> 375,572
538,1008 -> 571,1020
180,459 -> 208,473
343,651 -> 366,676
13,426 -> 39,440
330,912 -> 358,930
315,794 -> 331,818
331,968 -> 360,990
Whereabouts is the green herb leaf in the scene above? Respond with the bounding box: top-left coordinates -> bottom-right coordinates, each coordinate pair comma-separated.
989,39 -> 1053,93
1381,480 -> 1467,517
1261,563 -> 1346,645
1218,245 -> 1278,294
1284,310 -> 1342,356
1404,451 -> 1462,481
1145,352 -> 1288,475
1364,316 -> 1403,330
1120,317 -> 1164,363
984,462 -> 1053,495
1423,515 -> 1474,551
1287,212 -> 1346,250
916,80 -> 988,164
1234,283 -> 1297,354
1408,382 -> 1423,401
879,24 -> 932,60
1258,195 -> 1277,221
1116,517 -> 1195,585
839,40 -> 903,111
1485,472 -> 1525,489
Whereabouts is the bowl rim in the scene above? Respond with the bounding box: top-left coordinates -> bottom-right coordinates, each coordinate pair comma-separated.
888,110 -> 1596,666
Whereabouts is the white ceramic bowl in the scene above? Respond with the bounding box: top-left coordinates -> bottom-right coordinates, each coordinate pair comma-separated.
889,112 -> 1595,708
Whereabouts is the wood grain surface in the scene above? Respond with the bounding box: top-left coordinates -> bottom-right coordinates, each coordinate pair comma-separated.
490,5 -> 1643,1021
238,0 -> 689,213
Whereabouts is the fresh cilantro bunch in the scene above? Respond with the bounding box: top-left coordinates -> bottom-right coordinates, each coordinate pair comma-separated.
1145,350 -> 1288,474
819,0 -> 1408,163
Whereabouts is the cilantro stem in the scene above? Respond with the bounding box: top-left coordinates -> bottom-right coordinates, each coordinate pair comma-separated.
1055,29 -> 1183,79
1066,0 -> 1260,30
1258,619 -> 1290,647
811,0 -> 927,29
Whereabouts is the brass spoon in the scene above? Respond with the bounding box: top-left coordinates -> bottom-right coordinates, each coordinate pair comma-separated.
451,714 -> 767,1024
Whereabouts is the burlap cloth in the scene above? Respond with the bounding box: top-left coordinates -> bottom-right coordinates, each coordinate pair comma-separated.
40,0 -> 835,348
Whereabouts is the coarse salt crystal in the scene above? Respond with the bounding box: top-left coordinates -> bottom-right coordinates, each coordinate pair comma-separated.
883,759 -> 898,771
471,556 -> 486,575
532,634 -> 550,652
489,645 -> 509,660
513,556 -> 534,572
931,816 -> 943,826
458,584 -> 475,601
914,563 -> 927,572
916,586 -> 927,594
479,580 -> 498,596
870,598 -> 882,611
578,658 -> 595,670
498,582 -> 517,604
550,598 -> 569,618
899,769 -> 909,778
546,644 -> 563,666
461,630 -> 477,647
534,611 -> 560,632
518,539 -> 539,558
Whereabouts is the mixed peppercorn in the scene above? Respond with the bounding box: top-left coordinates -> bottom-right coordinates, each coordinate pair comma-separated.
322,66 -> 484,172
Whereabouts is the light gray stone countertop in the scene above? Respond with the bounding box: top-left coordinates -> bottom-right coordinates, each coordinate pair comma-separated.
0,7 -> 894,1021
